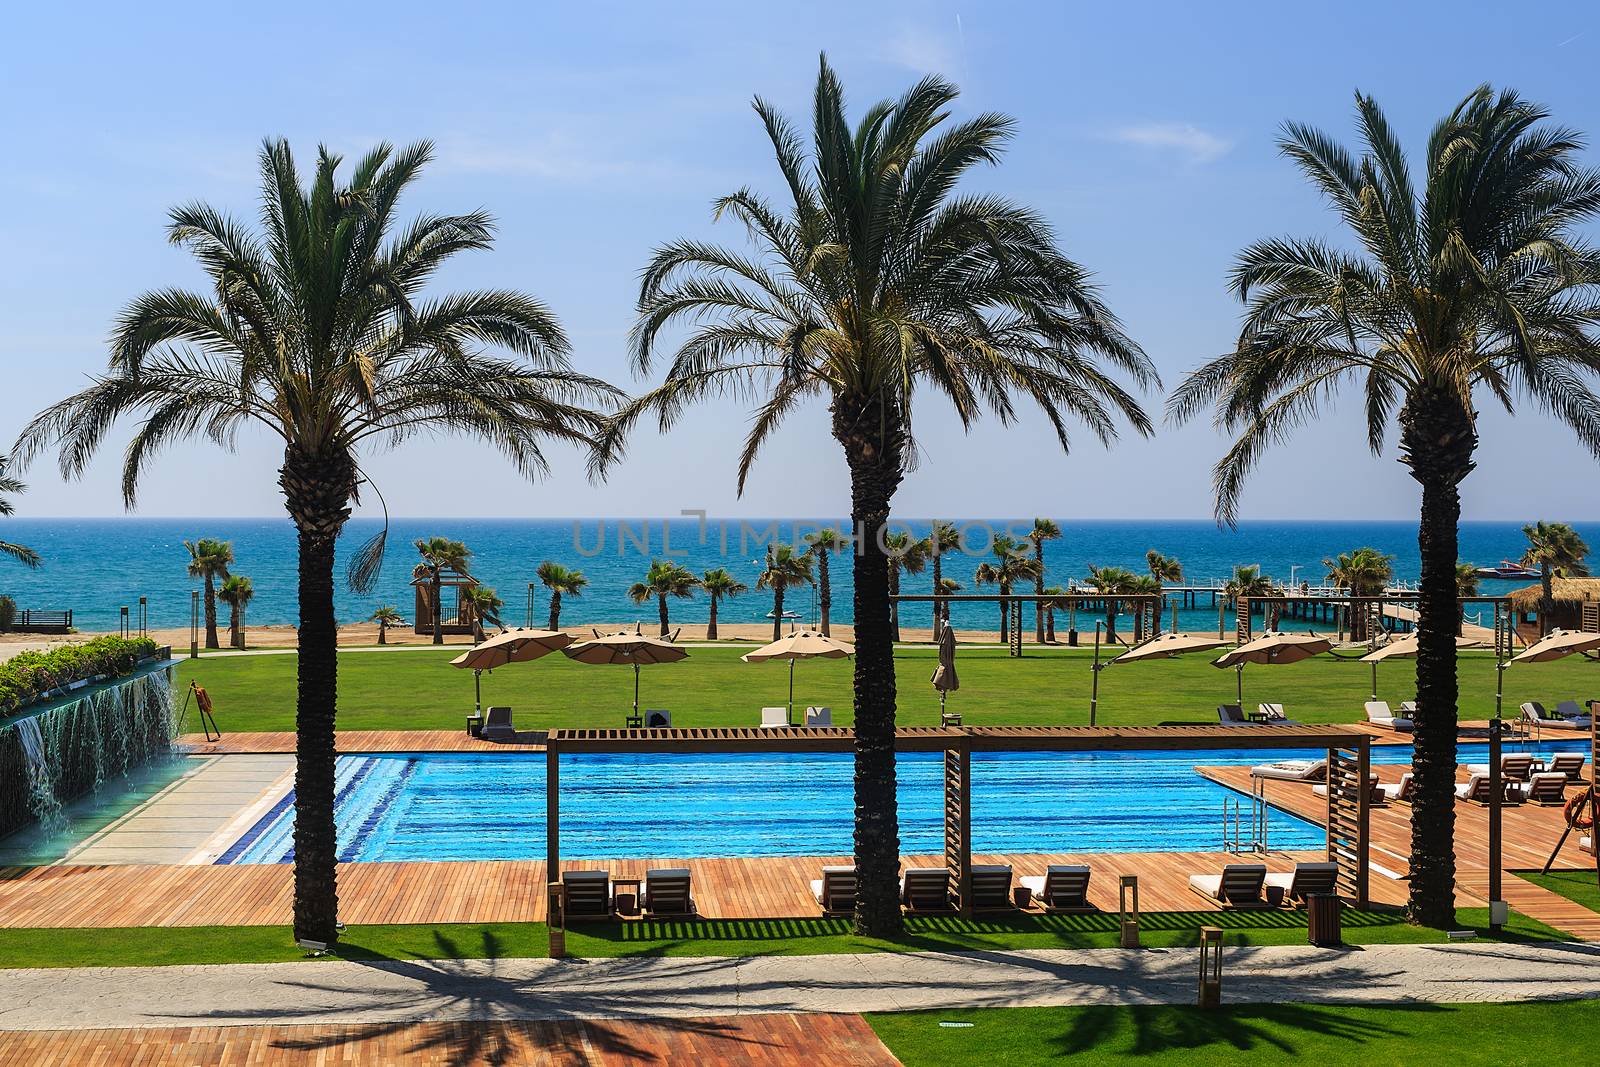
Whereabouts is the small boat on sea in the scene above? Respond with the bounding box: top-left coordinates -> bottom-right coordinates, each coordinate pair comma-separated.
1473,560 -> 1540,580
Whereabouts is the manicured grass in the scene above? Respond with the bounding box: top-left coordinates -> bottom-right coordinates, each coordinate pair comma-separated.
866,1000 -> 1600,1066
0,908 -> 1565,969
1520,869 -> 1600,914
176,646 -> 1592,732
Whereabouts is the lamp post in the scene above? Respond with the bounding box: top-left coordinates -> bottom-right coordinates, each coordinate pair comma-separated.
1089,621 -> 1106,726
138,596 -> 147,638
1197,926 -> 1223,1008
1118,874 -> 1140,948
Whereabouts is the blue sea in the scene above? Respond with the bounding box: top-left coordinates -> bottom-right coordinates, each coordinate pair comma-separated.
0,517 -> 1585,632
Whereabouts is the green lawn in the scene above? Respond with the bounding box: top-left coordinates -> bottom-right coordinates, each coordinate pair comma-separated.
866,1001 -> 1600,1066
0,907 -> 1565,968
1521,869 -> 1600,914
175,646 -> 1595,732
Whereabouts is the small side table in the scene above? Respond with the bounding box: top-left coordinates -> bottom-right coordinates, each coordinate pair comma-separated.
466,713 -> 483,737
1013,886 -> 1033,910
612,877 -> 643,918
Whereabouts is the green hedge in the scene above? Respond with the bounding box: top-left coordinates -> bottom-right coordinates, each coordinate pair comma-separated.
0,636 -> 161,717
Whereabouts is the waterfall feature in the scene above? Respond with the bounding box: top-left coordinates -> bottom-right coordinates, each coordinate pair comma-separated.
1,666 -> 177,839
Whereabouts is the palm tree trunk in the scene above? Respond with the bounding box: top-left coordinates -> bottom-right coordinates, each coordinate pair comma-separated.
1539,564 -> 1553,637
1401,390 -> 1475,928
888,569 -> 902,643
204,575 -> 220,649
279,445 -> 355,945
657,593 -> 669,637
1045,607 -> 1056,643
818,550 -> 832,637
377,621 -> 387,645
997,582 -> 1007,642
230,603 -> 243,650
931,553 -> 942,634
772,587 -> 784,641
1034,546 -> 1046,643
548,589 -> 561,631
707,594 -> 720,641
431,573 -> 443,645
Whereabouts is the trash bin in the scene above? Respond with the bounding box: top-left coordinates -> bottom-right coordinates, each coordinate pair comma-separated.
1307,892 -> 1341,947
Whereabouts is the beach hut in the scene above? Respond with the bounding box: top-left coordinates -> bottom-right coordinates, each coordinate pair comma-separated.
1506,577 -> 1600,635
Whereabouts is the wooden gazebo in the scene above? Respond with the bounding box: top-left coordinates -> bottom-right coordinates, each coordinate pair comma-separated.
411,563 -> 480,636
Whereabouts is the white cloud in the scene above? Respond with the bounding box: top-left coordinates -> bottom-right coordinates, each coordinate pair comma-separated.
1109,122 -> 1233,165
882,27 -> 960,75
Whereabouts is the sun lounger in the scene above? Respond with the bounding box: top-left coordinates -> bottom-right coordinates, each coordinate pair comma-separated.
804,705 -> 833,727
561,869 -> 612,920
480,705 -> 516,742
1379,772 -> 1415,803
1018,865 -> 1093,911
1399,700 -> 1418,716
1263,861 -> 1338,904
1454,775 -> 1518,804
900,867 -> 952,912
809,865 -> 857,915
1518,772 -> 1570,805
1314,774 -> 1385,804
759,707 -> 788,729
1546,752 -> 1589,783
1217,704 -> 1246,724
1554,700 -> 1589,721
1465,754 -> 1538,781
969,864 -> 1015,911
1188,863 -> 1268,907
1364,701 -> 1413,732
643,709 -> 672,728
643,867 -> 694,917
1257,703 -> 1288,721
1251,758 -> 1327,782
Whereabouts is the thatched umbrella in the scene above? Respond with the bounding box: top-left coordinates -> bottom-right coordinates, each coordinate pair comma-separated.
1212,631 -> 1331,708
563,625 -> 689,724
742,629 -> 853,724
450,627 -> 573,715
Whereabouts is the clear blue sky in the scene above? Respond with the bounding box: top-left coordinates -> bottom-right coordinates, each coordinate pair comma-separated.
3,0 -> 1597,521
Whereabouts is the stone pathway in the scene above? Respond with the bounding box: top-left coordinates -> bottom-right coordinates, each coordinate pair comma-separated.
3,941 -> 1598,1031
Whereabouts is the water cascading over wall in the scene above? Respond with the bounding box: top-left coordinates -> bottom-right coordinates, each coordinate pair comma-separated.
0,667 -> 176,838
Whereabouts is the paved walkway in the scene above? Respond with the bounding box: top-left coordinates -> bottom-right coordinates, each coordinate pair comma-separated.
3,942 -> 1598,1031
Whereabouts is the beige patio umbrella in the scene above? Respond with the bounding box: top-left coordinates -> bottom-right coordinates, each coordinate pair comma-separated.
1089,632 -> 1228,725
562,625 -> 689,724
450,627 -> 574,715
931,621 -> 959,722
1212,631 -> 1332,708
742,629 -> 853,724
1499,628 -> 1600,722
1359,633 -> 1478,700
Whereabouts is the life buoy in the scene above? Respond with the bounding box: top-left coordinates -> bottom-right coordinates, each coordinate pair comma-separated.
1565,789 -> 1595,830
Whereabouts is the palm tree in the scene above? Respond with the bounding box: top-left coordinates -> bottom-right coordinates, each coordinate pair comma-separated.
184,538 -> 234,649
217,575 -> 255,650
12,139 -> 617,946
973,535 -> 1041,641
536,561 -> 588,630
701,567 -> 748,640
1454,564 -> 1480,637
414,538 -> 471,645
805,528 -> 845,635
369,605 -> 405,645
928,521 -> 962,632
1125,574 -> 1163,641
757,544 -> 814,641
1521,521 -> 1591,636
1040,584 -> 1065,642
0,457 -> 41,568
1083,564 -> 1139,642
1026,519 -> 1062,642
599,58 -> 1155,937
462,585 -> 504,642
884,531 -> 931,642
628,560 -> 699,636
1145,551 -> 1182,634
1221,564 -> 1274,636
1323,547 -> 1395,641
935,576 -> 963,624
1167,88 -> 1600,928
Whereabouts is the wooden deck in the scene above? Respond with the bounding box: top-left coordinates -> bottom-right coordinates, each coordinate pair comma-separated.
0,1013 -> 898,1066
0,849 -> 1381,930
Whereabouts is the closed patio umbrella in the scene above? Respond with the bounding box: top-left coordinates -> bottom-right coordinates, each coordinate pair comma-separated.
743,629 -> 853,724
1212,631 -> 1332,708
931,620 -> 959,723
563,625 -> 689,724
1359,633 -> 1477,700
450,627 -> 574,715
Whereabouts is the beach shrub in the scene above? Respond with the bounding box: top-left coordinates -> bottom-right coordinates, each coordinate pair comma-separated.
0,595 -> 14,631
0,635 -> 160,717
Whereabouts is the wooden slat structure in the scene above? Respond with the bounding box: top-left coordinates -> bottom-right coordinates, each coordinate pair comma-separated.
1324,746 -> 1371,905
944,739 -> 972,912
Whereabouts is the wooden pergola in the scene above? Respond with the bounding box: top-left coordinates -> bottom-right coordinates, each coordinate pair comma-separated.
544,723 -> 1373,915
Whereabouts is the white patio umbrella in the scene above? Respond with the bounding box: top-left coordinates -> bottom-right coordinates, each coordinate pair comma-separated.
1212,631 -> 1332,708
742,629 -> 853,724
450,627 -> 574,715
563,625 -> 689,723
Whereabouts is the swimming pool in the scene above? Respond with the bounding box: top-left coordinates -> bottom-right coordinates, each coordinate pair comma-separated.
216,738 -> 1588,865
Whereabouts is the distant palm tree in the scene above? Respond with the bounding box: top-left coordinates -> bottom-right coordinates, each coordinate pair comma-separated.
368,605 -> 405,645
1454,565 -> 1480,637
1324,547 -> 1395,641
1125,574 -> 1162,641
935,577 -> 963,623
414,538 -> 471,645
0,458 -> 41,568
884,532 -> 931,642
973,535 -> 1041,642
629,560 -> 698,636
536,561 -> 588,630
757,545 -> 813,641
598,57 -> 1156,937
1167,88 -> 1600,929
700,568 -> 748,641
805,528 -> 845,635
12,139 -> 618,946
185,539 -> 234,649
928,522 -> 963,632
1040,584 -> 1065,642
462,585 -> 504,642
1026,519 -> 1062,642
1083,564 -> 1139,642
1145,551 -> 1182,635
1221,564 -> 1274,636
1521,521 -> 1591,636
217,575 -> 254,650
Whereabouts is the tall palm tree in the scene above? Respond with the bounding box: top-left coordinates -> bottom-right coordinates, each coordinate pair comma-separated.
1167,88 -> 1600,928
184,538 -> 234,649
0,458 -> 41,568
1323,547 -> 1395,641
462,585 -> 504,642
973,534 -> 1040,641
1026,519 -> 1062,642
700,567 -> 748,640
628,560 -> 699,636
1145,551 -> 1182,635
368,605 -> 405,645
928,521 -> 962,632
599,58 -> 1154,936
1083,564 -> 1139,642
757,544 -> 814,640
884,531 -> 931,642
12,139 -> 617,945
414,538 -> 471,645
536,561 -> 588,630
217,575 -> 255,650
1521,521 -> 1591,635
805,528 -> 845,635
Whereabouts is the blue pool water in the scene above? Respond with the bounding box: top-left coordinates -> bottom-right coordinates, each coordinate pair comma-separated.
218,739 -> 1589,865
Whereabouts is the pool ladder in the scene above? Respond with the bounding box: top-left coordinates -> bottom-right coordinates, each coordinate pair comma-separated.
1222,777 -> 1269,854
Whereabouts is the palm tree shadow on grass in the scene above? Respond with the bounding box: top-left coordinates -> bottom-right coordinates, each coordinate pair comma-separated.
1052,1002 -> 1421,1058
